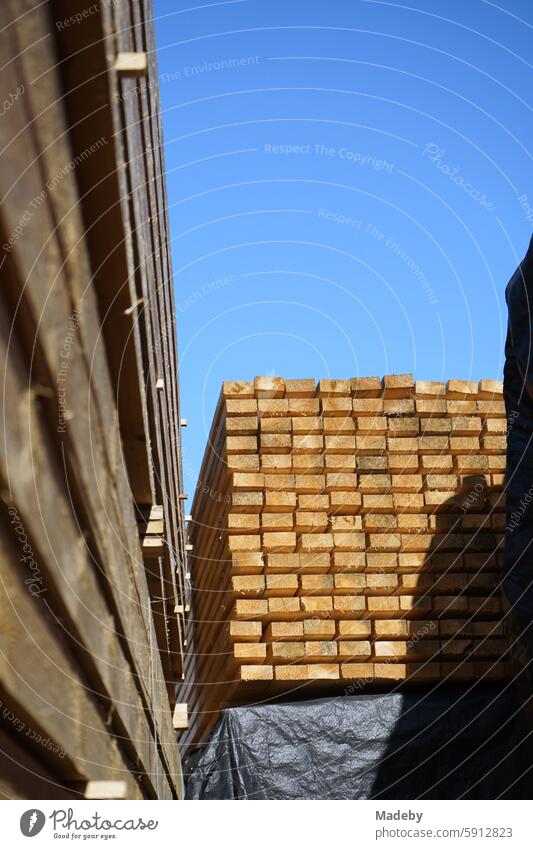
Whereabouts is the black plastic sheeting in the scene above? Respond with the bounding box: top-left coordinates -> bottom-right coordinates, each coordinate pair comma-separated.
185,685 -> 533,799
504,234 -> 533,664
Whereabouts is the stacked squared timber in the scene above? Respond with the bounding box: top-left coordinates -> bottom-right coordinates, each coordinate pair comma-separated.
183,375 -> 509,748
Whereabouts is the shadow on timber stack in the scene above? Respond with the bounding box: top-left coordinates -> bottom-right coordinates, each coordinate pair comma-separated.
179,375 -> 509,752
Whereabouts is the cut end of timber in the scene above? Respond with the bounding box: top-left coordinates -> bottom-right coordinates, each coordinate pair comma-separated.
84,780 -> 127,800
172,703 -> 189,730
114,52 -> 148,76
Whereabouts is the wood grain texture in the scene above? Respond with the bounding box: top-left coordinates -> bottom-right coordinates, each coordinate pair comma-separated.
0,0 -> 185,798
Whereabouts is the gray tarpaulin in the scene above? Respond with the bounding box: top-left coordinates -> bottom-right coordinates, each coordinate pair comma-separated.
504,234 -> 533,620
504,235 -> 533,677
185,685 -> 533,799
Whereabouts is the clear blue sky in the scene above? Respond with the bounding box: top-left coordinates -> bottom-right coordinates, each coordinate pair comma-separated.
154,0 -> 533,494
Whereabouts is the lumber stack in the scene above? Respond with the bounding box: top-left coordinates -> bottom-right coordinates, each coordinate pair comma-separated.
187,375 -> 509,746
0,0 -> 185,798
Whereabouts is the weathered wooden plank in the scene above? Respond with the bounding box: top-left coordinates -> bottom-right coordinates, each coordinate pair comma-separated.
0,291 -> 177,796
0,727 -> 81,801
0,520 -> 146,795
106,0 -> 186,669
52,0 -> 156,508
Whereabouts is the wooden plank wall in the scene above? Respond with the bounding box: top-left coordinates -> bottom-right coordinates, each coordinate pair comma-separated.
0,0 -> 186,799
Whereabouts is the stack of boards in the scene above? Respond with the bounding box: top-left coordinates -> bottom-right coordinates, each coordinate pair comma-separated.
188,375 -> 509,743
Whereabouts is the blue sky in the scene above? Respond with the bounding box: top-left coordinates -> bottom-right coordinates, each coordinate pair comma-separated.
153,0 -> 533,493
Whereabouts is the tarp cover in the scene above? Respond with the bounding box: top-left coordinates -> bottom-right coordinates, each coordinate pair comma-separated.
504,234 -> 533,669
185,685 -> 533,799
